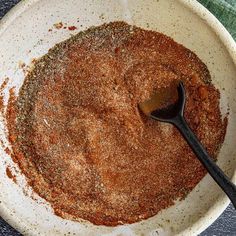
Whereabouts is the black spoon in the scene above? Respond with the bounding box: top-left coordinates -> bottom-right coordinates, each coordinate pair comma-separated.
139,81 -> 236,209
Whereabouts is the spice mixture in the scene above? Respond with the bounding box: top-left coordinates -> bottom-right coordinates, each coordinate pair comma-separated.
7,22 -> 227,226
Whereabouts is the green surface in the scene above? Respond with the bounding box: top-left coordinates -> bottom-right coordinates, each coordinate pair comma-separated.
198,0 -> 236,40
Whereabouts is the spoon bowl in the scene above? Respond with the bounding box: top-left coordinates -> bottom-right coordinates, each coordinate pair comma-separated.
139,82 -> 236,209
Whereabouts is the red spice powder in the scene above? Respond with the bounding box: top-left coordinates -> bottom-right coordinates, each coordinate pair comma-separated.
7,88 -> 17,144
0,77 -> 9,91
6,166 -> 17,183
68,26 -> 77,31
0,77 -> 9,113
6,21 -> 227,226
4,147 -> 11,155
0,94 -> 4,114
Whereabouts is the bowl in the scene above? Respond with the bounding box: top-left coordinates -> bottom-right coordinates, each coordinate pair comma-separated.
0,0 -> 235,235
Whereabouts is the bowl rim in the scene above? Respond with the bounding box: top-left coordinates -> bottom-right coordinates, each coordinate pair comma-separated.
0,0 -> 235,235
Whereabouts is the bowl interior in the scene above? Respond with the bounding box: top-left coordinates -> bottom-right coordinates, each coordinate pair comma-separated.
0,0 -> 235,235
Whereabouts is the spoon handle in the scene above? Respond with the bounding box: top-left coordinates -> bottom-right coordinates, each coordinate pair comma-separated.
173,115 -> 236,209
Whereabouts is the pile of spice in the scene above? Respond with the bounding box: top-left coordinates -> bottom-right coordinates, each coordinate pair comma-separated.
7,21 -> 227,226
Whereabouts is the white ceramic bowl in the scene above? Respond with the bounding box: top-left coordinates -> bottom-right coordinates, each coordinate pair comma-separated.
0,0 -> 235,235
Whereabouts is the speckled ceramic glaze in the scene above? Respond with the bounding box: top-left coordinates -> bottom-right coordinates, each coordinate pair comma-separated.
0,0 -> 235,235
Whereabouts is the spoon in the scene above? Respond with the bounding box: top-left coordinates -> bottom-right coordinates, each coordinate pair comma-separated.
139,81 -> 236,209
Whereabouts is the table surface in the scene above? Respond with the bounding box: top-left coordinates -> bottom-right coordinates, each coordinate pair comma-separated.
0,0 -> 235,235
